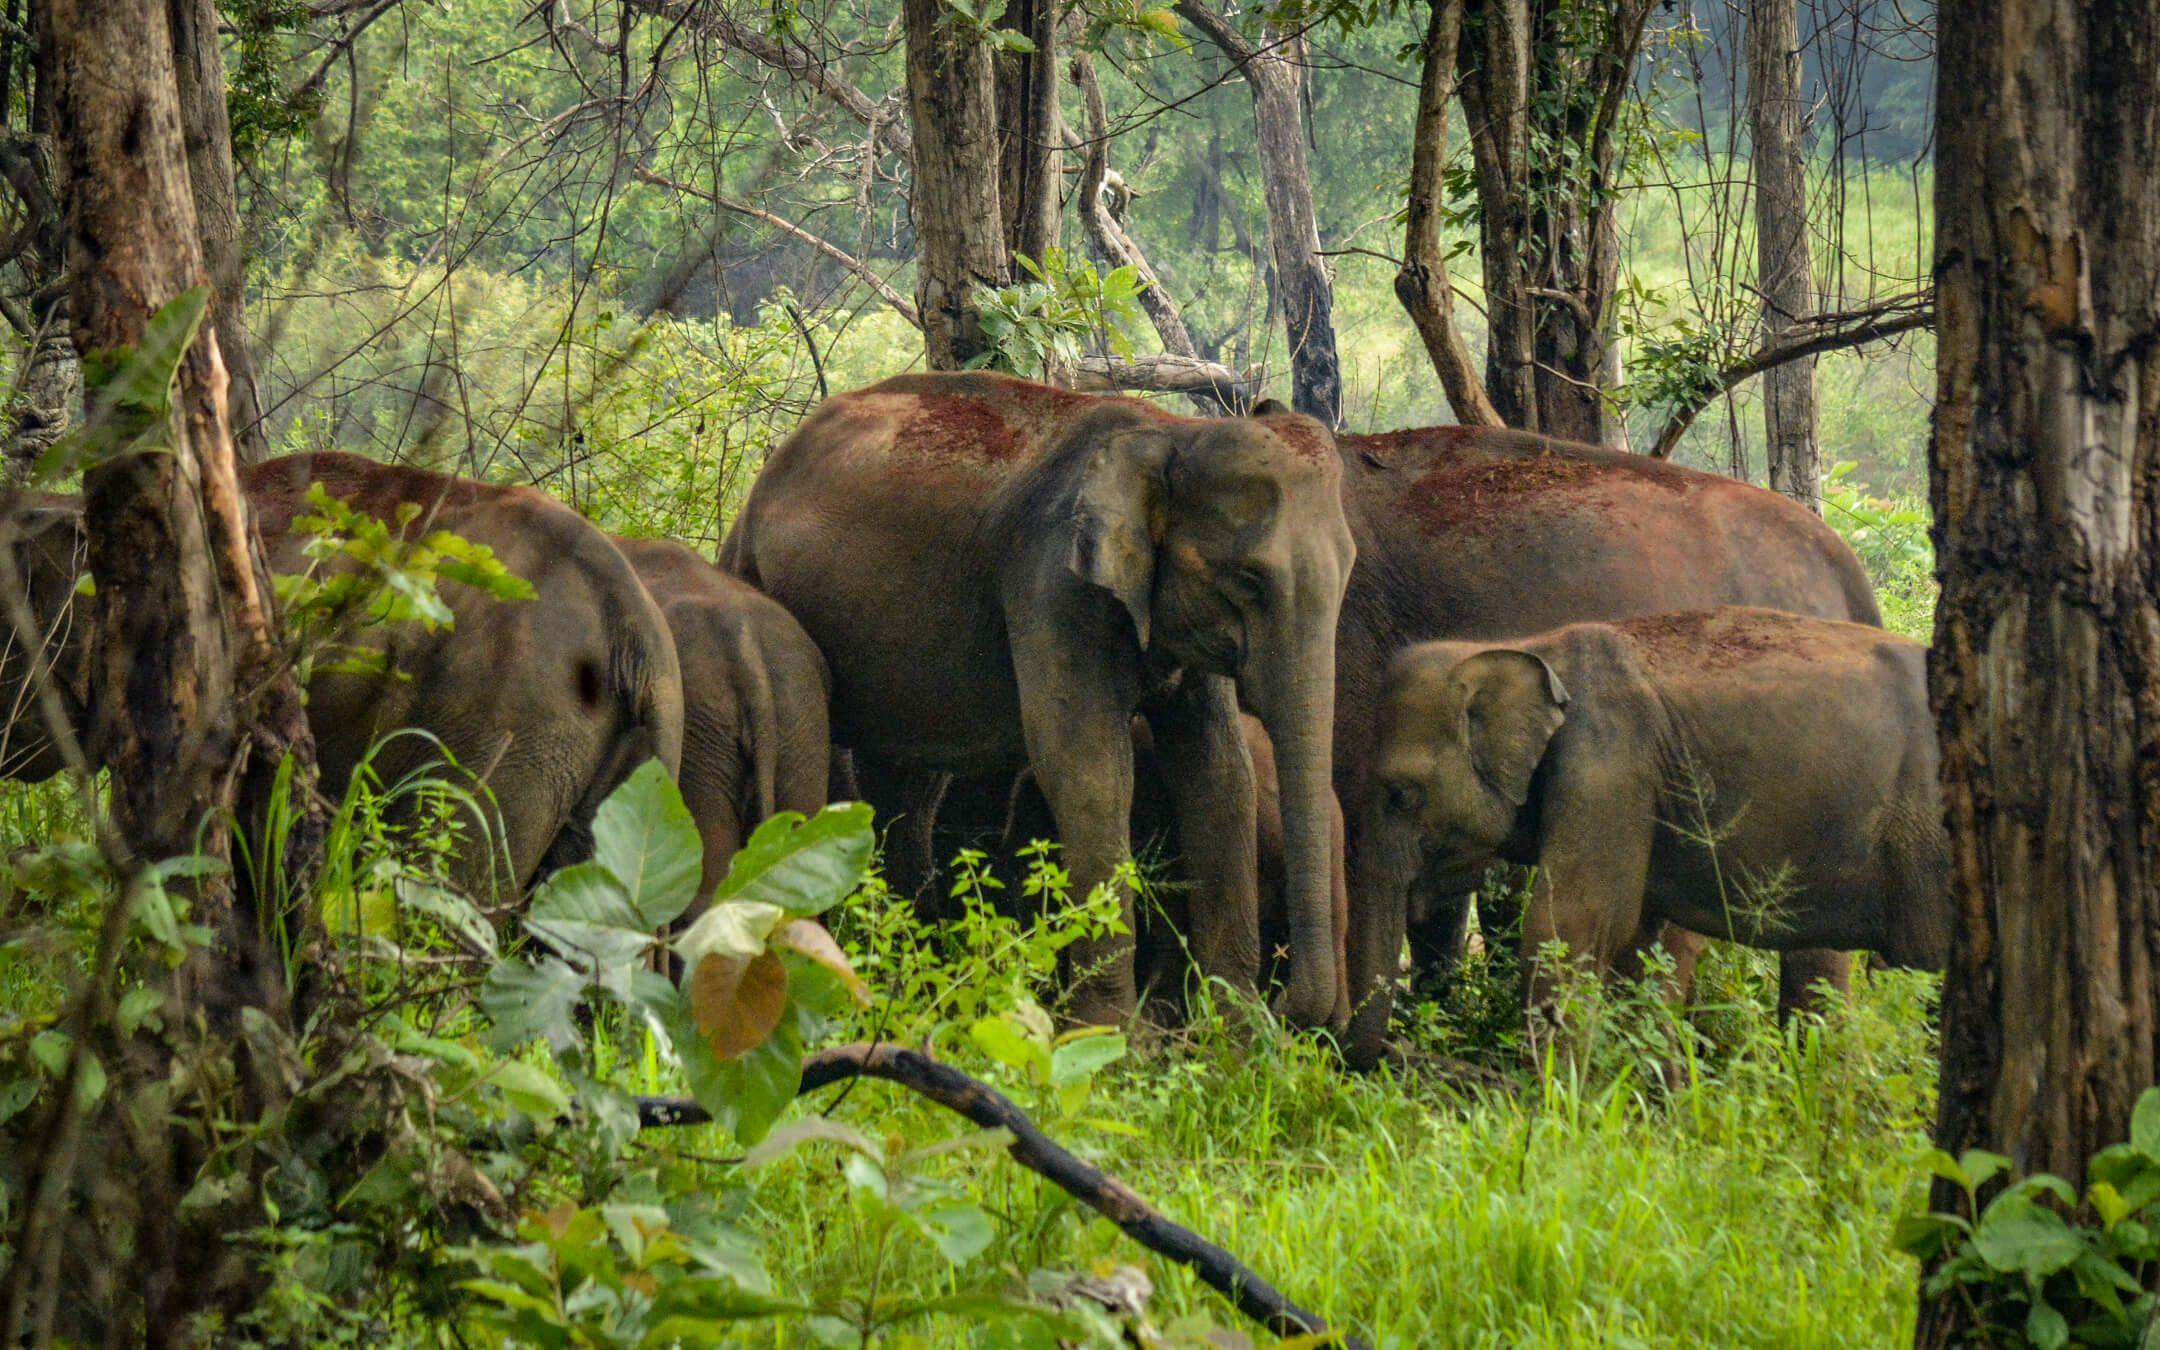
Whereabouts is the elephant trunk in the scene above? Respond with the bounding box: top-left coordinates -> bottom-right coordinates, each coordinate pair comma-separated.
1249,636 -> 1341,1029
1343,811 -> 1419,1069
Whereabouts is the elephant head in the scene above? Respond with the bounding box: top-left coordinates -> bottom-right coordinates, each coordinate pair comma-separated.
0,498 -> 89,782
1344,645 -> 1568,1065
1068,408 -> 1355,1025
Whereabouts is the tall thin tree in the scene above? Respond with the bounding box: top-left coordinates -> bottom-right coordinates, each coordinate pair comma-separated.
1746,0 -> 1818,509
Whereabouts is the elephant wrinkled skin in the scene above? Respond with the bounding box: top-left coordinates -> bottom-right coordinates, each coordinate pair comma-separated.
724,372 -> 1354,1027
1326,424 -> 1881,1022
614,535 -> 830,910
1344,606 -> 1948,1067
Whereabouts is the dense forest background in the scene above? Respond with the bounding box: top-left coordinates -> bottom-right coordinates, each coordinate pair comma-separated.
15,2 -> 2101,1346
203,0 -> 1934,546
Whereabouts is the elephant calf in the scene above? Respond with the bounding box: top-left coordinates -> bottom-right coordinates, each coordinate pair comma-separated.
612,536 -> 830,909
1344,606 -> 1947,1066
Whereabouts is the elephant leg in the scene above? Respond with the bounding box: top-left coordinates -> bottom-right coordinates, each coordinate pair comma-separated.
1520,809 -> 1654,1036
1777,949 -> 1852,1021
1145,675 -> 1262,1005
1010,626 -> 1143,1026
1612,922 -> 1706,1005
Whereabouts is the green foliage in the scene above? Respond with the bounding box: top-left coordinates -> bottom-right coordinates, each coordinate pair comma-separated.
481,763 -> 872,1144
223,0 -> 322,161
969,249 -> 1149,382
1897,1090 -> 2160,1347
276,482 -> 536,680
36,286 -> 210,484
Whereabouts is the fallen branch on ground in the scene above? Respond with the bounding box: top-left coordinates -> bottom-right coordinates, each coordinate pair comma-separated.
636,1041 -> 1365,1350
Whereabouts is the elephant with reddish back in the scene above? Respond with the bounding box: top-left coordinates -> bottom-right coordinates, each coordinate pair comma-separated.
1321,421 -> 1881,1028
1345,608 -> 1946,1068
724,372 -> 1355,1027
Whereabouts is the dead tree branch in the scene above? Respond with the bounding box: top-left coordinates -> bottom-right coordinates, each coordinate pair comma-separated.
1648,292 -> 1933,460
637,1043 -> 1364,1349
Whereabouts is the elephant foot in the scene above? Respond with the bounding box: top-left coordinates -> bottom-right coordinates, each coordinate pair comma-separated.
1269,972 -> 1336,1029
1063,988 -> 1138,1029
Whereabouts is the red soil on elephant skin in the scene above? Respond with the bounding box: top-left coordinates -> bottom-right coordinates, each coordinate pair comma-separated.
894,392 -> 1024,462
1617,608 -> 1843,671
244,451 -> 513,528
1395,445 -> 1708,536
1256,412 -> 1338,464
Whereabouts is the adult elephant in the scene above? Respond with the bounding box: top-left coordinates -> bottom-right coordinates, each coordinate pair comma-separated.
0,457 -> 685,903
724,372 -> 1354,1027
1316,419 -> 1881,1044
613,535 -> 830,909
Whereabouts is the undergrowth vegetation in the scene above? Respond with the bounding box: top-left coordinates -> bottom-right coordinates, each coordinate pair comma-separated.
1,734 -> 1943,1345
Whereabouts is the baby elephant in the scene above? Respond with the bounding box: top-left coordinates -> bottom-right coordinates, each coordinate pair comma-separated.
1342,606 -> 1947,1067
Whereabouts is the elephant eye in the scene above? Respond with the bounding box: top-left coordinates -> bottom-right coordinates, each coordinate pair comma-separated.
1231,565 -> 1271,602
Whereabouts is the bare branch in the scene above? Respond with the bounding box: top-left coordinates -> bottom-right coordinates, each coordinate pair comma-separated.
621,0 -> 912,158
1070,46 -> 1226,413
1073,354 -> 1258,401
1648,292 -> 1934,460
631,165 -> 921,326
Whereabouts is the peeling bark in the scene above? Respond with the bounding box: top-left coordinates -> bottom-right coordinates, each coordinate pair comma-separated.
1920,0 -> 2160,1340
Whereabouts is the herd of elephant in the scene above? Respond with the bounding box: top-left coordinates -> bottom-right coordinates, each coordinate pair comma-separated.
0,370 -> 1951,1069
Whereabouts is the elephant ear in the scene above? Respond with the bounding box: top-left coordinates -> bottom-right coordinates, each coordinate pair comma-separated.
1456,649 -> 1569,807
1069,427 -> 1173,646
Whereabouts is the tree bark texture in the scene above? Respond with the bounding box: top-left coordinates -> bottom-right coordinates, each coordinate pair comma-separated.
1459,0 -> 1651,444
1177,2 -> 1342,427
1920,0 -> 2160,1340
49,0 -> 317,1003
1396,0 -> 1504,428
995,0 -> 1060,267
904,0 -> 1011,370
1746,0 -> 1818,509
168,0 -> 268,464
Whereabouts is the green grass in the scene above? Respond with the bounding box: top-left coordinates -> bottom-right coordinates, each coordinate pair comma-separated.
662,952 -> 1939,1347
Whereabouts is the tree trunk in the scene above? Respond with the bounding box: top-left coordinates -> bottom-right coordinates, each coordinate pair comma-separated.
1458,0 -> 1537,428
1396,0 -> 1503,428
1918,0 -> 2160,1341
49,0 -> 317,1016
903,0 -> 1010,370
1177,2 -> 1342,427
1459,0 -> 1649,443
168,0 -> 268,463
995,0 -> 1059,267
1747,0 -> 1818,510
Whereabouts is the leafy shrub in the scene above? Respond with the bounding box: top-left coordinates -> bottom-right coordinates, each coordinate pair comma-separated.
1898,1091 -> 2160,1349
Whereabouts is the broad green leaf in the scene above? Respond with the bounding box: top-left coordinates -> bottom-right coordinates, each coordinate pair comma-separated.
1891,1211 -> 1968,1260
1972,1192 -> 2085,1277
481,956 -> 587,1052
491,1060 -> 571,1121
529,859 -> 639,930
1956,1148 -> 2012,1190
911,1200 -> 994,1263
593,759 -> 704,930
970,1015 -> 1048,1080
1048,1030 -> 1126,1087
2026,1299 -> 2069,1350
711,802 -> 874,916
2132,1086 -> 2160,1159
